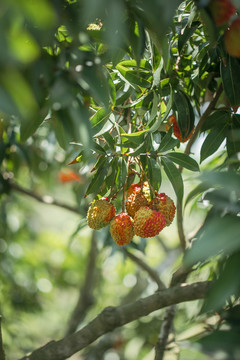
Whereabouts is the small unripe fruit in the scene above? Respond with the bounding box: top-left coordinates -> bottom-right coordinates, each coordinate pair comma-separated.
166,115 -> 194,143
209,0 -> 236,26
149,193 -> 176,226
110,213 -> 134,246
127,181 -> 151,201
224,17 -> 240,58
134,207 -> 166,238
87,199 -> 116,230
126,192 -> 149,218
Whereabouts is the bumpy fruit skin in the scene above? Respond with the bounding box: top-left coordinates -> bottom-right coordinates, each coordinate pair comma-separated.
166,115 -> 194,143
87,199 -> 116,230
126,192 -> 149,218
134,207 -> 166,238
110,213 -> 134,246
149,193 -> 176,226
209,0 -> 236,26
127,181 -> 151,201
224,17 -> 240,58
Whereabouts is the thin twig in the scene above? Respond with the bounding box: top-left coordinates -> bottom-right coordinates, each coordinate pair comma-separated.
19,281 -> 211,360
66,232 -> 98,335
124,249 -> 166,290
10,182 -> 80,215
154,305 -> 176,360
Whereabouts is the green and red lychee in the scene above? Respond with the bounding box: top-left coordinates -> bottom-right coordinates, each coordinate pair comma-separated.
208,0 -> 236,26
110,213 -> 134,246
127,181 -> 151,201
134,206 -> 166,238
126,192 -> 149,218
224,17 -> 240,58
149,193 -> 176,226
87,198 -> 116,230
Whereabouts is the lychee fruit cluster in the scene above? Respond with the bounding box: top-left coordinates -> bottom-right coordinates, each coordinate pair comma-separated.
86,183 -> 176,246
125,183 -> 175,239
166,114 -> 194,143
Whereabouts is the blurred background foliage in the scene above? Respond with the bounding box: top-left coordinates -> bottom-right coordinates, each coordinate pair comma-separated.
0,0 -> 240,359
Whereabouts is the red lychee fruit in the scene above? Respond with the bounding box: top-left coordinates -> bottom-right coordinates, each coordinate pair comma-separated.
126,192 -> 149,218
224,17 -> 240,58
134,207 -> 166,238
149,193 -> 176,226
110,213 -> 134,246
166,115 -> 194,143
209,0 -> 236,26
87,199 -> 116,230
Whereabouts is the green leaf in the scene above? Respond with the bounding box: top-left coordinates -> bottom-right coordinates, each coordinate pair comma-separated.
221,55 -> 240,106
126,142 -> 147,156
151,132 -> 161,152
93,113 -> 115,137
148,91 -> 159,125
227,114 -> 240,157
120,130 -> 147,145
184,215 -> 240,266
148,88 -> 173,133
200,125 -> 227,163
147,157 -> 162,192
90,108 -> 111,128
158,129 -> 180,152
201,110 -> 230,132
161,156 -> 183,203
105,157 -> 119,189
118,59 -> 151,70
184,182 -> 209,208
116,64 -> 152,89
107,70 -> 116,105
119,157 -> 128,188
166,152 -> 199,172
103,132 -> 115,151
203,252 -> 240,311
178,21 -> 200,54
86,158 -> 109,196
173,90 -> 195,139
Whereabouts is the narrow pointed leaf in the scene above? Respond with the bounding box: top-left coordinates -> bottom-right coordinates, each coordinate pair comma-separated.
166,152 -> 199,172
161,156 -> 183,203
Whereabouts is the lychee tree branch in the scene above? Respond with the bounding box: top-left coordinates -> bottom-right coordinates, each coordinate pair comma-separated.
9,181 -> 80,215
19,281 -> 211,360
